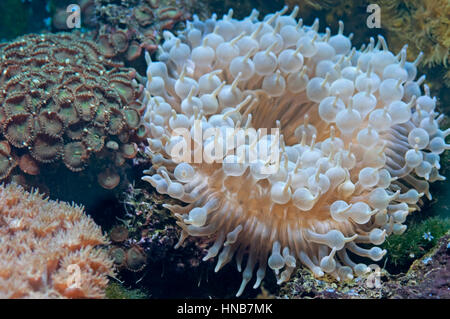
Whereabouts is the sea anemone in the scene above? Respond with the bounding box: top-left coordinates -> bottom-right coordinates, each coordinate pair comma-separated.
0,183 -> 113,298
141,6 -> 449,296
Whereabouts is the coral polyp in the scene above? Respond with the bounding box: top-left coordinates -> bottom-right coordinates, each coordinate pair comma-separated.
141,6 -> 449,296
0,183 -> 113,298
94,0 -> 190,63
0,32 -> 144,188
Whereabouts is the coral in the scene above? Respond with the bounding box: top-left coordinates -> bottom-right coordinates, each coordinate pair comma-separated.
0,183 -> 113,298
110,225 -> 129,243
284,0 -> 450,72
282,1 -> 450,114
124,245 -> 148,272
185,0 -> 285,21
105,182 -> 246,297
107,184 -> 203,276
377,0 -> 450,112
93,0 -> 190,66
0,32 -> 145,189
378,0 -> 449,69
108,222 -> 148,273
141,6 -> 449,297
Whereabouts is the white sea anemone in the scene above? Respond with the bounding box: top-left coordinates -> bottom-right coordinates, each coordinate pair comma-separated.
141,6 -> 448,296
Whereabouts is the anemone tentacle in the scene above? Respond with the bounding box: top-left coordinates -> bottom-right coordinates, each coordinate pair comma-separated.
142,7 -> 448,296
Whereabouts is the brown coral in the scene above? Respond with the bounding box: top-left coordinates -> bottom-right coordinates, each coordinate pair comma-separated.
0,183 -> 113,298
110,225 -> 129,243
282,0 -> 450,110
377,0 -> 450,106
0,33 -> 145,189
94,0 -> 190,65
379,0 -> 449,68
125,245 -> 147,272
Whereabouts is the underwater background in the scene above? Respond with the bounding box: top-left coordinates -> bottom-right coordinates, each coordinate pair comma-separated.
0,0 -> 448,299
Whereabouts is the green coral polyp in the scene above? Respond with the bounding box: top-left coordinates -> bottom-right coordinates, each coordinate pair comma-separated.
124,108 -> 141,129
75,93 -> 97,121
4,114 -> 33,148
30,134 -> 63,163
4,93 -> 30,116
83,127 -> 105,153
38,112 -> 64,138
0,152 -> 15,179
63,141 -> 88,172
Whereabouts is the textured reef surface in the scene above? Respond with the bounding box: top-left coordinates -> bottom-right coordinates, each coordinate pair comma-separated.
278,230 -> 449,299
0,0 -> 448,299
0,183 -> 113,298
0,32 -> 144,190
